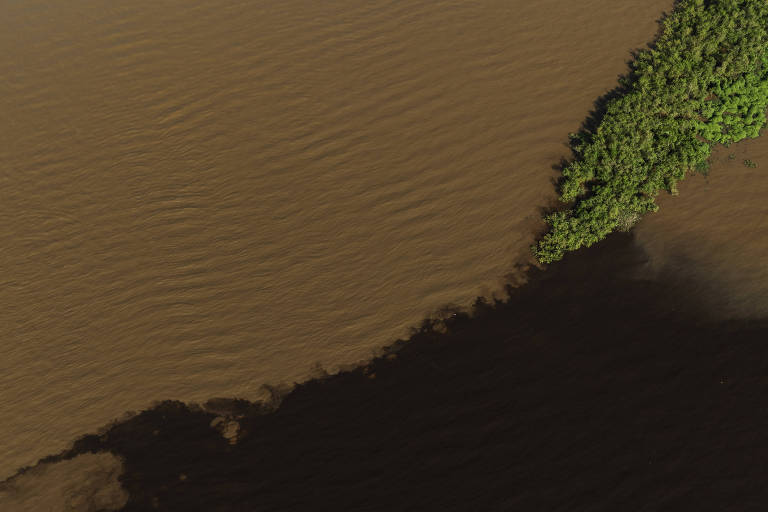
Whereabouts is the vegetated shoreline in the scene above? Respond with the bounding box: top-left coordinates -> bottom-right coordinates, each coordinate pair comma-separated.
5,233 -> 768,511
535,0 -> 768,263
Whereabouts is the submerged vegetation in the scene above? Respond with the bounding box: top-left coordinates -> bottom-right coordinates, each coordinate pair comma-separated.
534,0 -> 768,263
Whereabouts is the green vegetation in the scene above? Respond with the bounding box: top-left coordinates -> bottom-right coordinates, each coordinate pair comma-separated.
744,158 -> 758,167
534,0 -> 768,263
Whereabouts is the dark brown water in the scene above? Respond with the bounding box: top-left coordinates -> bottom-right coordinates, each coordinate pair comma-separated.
11,234 -> 768,511
1,0 -> 682,483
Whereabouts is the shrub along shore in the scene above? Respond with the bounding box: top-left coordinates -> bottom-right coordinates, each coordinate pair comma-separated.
534,0 -> 768,263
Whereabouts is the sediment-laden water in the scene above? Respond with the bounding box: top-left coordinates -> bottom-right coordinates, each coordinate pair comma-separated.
5,0 -> 767,488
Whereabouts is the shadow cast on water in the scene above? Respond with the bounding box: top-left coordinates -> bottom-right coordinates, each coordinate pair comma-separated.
18,232 -> 768,511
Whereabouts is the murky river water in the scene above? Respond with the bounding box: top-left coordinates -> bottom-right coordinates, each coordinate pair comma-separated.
5,0 -> 766,484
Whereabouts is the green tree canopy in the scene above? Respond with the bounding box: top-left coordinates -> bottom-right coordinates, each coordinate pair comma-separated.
534,0 -> 768,263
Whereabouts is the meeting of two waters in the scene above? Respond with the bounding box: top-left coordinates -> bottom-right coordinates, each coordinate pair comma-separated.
2,0 -> 767,484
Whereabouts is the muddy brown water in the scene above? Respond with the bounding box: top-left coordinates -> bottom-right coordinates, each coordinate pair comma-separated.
635,139 -> 768,317
3,0 -> 766,485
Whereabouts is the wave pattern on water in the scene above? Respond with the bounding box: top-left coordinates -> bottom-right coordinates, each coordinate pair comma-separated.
0,0 -> 673,478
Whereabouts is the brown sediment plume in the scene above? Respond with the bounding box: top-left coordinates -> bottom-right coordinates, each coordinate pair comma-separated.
635,138 -> 768,318
0,453 -> 127,512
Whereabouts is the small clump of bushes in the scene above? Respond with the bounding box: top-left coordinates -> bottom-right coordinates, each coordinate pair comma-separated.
534,0 -> 768,263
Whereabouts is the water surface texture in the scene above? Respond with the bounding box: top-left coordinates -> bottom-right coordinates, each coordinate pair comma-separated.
635,139 -> 768,317
0,0 -> 695,478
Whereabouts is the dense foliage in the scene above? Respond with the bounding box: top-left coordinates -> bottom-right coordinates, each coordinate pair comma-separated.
534,0 -> 768,263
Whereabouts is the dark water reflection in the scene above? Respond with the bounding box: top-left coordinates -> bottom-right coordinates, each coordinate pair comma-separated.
27,233 -> 768,511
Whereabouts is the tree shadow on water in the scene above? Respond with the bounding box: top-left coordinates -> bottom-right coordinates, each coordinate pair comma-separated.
18,233 -> 768,511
